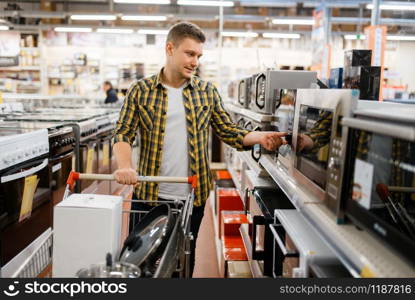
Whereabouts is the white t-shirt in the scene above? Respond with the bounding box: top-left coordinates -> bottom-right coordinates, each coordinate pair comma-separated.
158,84 -> 190,200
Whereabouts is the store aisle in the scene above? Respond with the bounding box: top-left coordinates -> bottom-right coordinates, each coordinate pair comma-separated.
193,199 -> 221,278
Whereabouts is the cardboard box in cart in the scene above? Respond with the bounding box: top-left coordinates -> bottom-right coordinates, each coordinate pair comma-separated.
52,194 -> 122,277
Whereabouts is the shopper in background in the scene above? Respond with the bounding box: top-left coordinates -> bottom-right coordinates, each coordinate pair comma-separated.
112,22 -> 286,277
103,81 -> 118,104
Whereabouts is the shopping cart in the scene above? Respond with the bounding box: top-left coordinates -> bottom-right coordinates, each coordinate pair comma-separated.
65,171 -> 198,278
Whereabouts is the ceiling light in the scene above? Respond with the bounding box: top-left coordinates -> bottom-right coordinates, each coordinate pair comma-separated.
121,15 -> 167,21
367,3 -> 415,11
387,35 -> 415,41
178,0 -> 234,7
0,25 -> 9,31
114,0 -> 170,3
97,28 -> 134,34
70,15 -> 117,21
54,27 -> 93,33
138,29 -> 169,35
272,18 -> 314,25
263,33 -> 301,39
344,34 -> 366,40
222,31 -> 258,37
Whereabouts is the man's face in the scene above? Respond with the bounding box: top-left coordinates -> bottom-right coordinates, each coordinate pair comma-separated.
166,37 -> 203,79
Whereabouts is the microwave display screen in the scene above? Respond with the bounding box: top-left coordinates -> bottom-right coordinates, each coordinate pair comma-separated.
296,105 -> 333,190
350,129 -> 415,240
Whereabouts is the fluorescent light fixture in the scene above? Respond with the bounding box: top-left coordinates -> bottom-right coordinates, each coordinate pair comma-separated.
222,31 -> 258,37
387,35 -> 415,41
263,33 -> 301,39
367,3 -> 415,11
114,0 -> 170,3
272,18 -> 314,25
97,28 -> 134,34
344,34 -> 366,40
138,29 -> 169,35
70,15 -> 117,21
178,0 -> 234,7
54,27 -> 92,32
121,15 -> 167,21
0,25 -> 9,31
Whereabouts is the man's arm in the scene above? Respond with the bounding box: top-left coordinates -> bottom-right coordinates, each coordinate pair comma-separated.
112,83 -> 142,185
210,85 -> 286,151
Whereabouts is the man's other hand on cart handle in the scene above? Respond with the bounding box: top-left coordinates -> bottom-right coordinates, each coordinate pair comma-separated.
114,167 -> 139,186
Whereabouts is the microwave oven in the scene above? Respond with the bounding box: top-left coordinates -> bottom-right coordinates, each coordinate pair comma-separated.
292,89 -> 358,220
342,106 -> 415,265
237,77 -> 252,108
250,70 -> 317,115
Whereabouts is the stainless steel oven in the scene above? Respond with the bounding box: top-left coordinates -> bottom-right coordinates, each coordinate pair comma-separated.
270,209 -> 339,278
241,183 -> 294,277
342,106 -> 415,266
250,70 -> 317,115
292,89 -> 358,220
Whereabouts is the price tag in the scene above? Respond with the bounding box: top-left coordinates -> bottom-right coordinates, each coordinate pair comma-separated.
86,148 -> 94,173
19,175 -> 40,222
102,143 -> 109,167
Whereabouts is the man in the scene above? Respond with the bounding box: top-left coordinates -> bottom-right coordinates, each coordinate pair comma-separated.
103,81 -> 118,104
112,22 -> 286,277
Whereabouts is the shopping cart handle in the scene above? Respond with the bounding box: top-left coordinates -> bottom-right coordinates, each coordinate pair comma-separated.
188,175 -> 198,189
66,171 -> 80,190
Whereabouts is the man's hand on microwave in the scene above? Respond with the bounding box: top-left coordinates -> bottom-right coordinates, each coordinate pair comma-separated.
243,131 -> 287,151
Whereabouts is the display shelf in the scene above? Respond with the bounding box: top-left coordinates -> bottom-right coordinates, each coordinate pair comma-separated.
239,224 -> 264,278
259,154 -> 415,278
237,151 -> 268,177
0,66 -> 41,71
224,102 -> 277,123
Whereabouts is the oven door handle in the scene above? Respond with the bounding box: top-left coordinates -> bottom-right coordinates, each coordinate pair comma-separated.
269,224 -> 299,258
251,215 -> 265,260
251,126 -> 262,162
1,158 -> 48,183
255,74 -> 265,109
238,80 -> 244,105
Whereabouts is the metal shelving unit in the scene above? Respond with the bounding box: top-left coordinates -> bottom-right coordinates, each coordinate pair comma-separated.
259,154 -> 415,278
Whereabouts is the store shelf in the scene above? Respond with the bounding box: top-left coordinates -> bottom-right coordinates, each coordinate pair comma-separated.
224,102 -> 277,123
259,154 -> 415,278
0,66 -> 41,71
209,193 -> 224,275
237,151 -> 268,177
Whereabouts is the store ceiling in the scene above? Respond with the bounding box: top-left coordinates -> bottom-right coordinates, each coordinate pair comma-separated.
1,0 -> 415,35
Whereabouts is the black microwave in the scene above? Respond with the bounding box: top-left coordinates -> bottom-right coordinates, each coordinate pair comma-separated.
342,106 -> 415,265
292,89 -> 358,221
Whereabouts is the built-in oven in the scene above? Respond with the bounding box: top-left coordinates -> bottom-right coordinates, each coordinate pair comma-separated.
0,129 -> 52,270
242,119 -> 278,162
342,106 -> 415,266
270,209 -> 340,278
241,184 -> 294,277
250,70 -> 317,115
292,89 -> 358,221
237,77 -> 252,108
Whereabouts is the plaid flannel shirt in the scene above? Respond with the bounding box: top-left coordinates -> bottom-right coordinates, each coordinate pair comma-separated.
113,69 -> 250,206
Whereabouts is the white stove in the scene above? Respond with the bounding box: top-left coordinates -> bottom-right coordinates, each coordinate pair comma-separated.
0,129 -> 49,171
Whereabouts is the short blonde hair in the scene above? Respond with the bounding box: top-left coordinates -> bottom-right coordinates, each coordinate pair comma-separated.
167,22 -> 206,46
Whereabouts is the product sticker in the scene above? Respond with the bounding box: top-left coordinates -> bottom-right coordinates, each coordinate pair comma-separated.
19,175 -> 39,222
102,143 -> 109,167
352,159 -> 374,209
86,148 -> 94,173
52,162 -> 62,173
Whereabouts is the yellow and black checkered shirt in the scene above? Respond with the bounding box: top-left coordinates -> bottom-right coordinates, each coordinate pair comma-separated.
113,69 -> 250,206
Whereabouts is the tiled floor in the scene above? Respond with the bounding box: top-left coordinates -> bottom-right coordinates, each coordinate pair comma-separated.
193,198 -> 221,278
